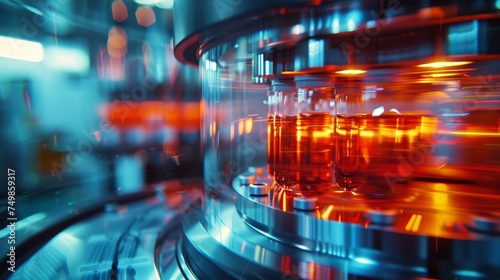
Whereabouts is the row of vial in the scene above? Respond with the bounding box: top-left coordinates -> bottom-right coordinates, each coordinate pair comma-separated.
266,76 -> 435,196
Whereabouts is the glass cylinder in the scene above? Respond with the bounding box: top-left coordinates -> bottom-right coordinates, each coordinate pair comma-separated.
334,84 -> 438,194
269,79 -> 297,188
270,76 -> 334,196
334,92 -> 365,191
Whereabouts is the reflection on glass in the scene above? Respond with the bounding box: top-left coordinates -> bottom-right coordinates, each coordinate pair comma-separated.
334,93 -> 364,191
334,89 -> 438,193
269,77 -> 334,196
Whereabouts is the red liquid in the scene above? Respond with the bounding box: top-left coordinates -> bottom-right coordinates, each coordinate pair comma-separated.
335,115 -> 364,191
269,112 -> 433,195
269,112 -> 333,195
335,114 -> 431,192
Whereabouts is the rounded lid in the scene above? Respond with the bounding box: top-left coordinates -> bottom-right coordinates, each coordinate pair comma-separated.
271,79 -> 295,92
294,75 -> 333,88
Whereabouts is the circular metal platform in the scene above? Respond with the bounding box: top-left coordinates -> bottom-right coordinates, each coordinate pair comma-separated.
175,173 -> 500,279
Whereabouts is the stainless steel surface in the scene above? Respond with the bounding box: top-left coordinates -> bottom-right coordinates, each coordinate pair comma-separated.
177,179 -> 500,279
239,173 -> 256,185
249,182 -> 269,196
7,180 -> 201,280
364,208 -> 398,225
293,197 -> 318,211
471,213 -> 500,234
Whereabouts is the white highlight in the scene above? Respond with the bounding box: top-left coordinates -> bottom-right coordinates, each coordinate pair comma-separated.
0,35 -> 44,62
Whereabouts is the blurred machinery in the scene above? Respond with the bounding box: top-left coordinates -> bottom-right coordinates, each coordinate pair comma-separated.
0,0 -> 202,279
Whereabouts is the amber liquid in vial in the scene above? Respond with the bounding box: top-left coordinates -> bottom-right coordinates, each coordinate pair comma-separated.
335,114 -> 365,191
267,115 -> 276,177
364,115 -> 429,184
335,114 -> 429,192
269,112 -> 333,196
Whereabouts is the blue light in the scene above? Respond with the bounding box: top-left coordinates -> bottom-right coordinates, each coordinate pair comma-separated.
354,257 -> 378,265
332,18 -> 340,33
347,18 -> 356,31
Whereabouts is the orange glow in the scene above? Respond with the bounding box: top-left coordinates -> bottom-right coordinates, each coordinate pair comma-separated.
269,113 -> 332,195
445,131 -> 500,137
112,1 -> 128,22
412,215 -> 422,232
405,214 -> 423,232
335,69 -> 366,75
136,7 -> 156,27
107,27 -> 127,59
238,119 -> 244,136
433,192 -> 449,206
230,124 -> 235,141
321,205 -> 334,220
405,214 -> 417,231
309,262 -> 315,280
107,46 -> 127,59
417,61 -> 472,68
281,190 -> 287,212
421,73 -> 461,78
108,27 -> 127,44
245,118 -> 254,134
210,121 -> 217,137
100,101 -> 200,132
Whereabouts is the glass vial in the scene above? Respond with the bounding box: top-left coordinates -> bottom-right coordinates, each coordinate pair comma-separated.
293,75 -> 334,196
334,92 -> 365,191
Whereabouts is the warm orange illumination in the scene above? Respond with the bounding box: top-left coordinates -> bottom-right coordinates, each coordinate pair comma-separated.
269,113 -> 333,195
321,205 -> 334,220
135,7 -> 156,27
433,192 -> 448,206
112,1 -> 128,22
405,214 -> 423,232
417,61 -> 472,68
335,69 -> 366,75
422,73 -> 461,78
100,101 -> 200,132
107,27 -> 128,58
108,35 -> 127,49
238,120 -> 244,136
245,118 -> 254,134
405,214 -> 417,231
412,215 -> 422,232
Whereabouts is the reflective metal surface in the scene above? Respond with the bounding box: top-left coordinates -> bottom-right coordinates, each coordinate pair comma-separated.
177,178 -> 500,279
9,179 -> 201,280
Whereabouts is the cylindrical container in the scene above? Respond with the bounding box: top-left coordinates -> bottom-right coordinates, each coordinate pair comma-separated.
269,76 -> 335,196
268,76 -> 336,195
334,83 -> 438,194
269,79 -> 297,188
334,91 -> 365,191
293,76 -> 335,196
